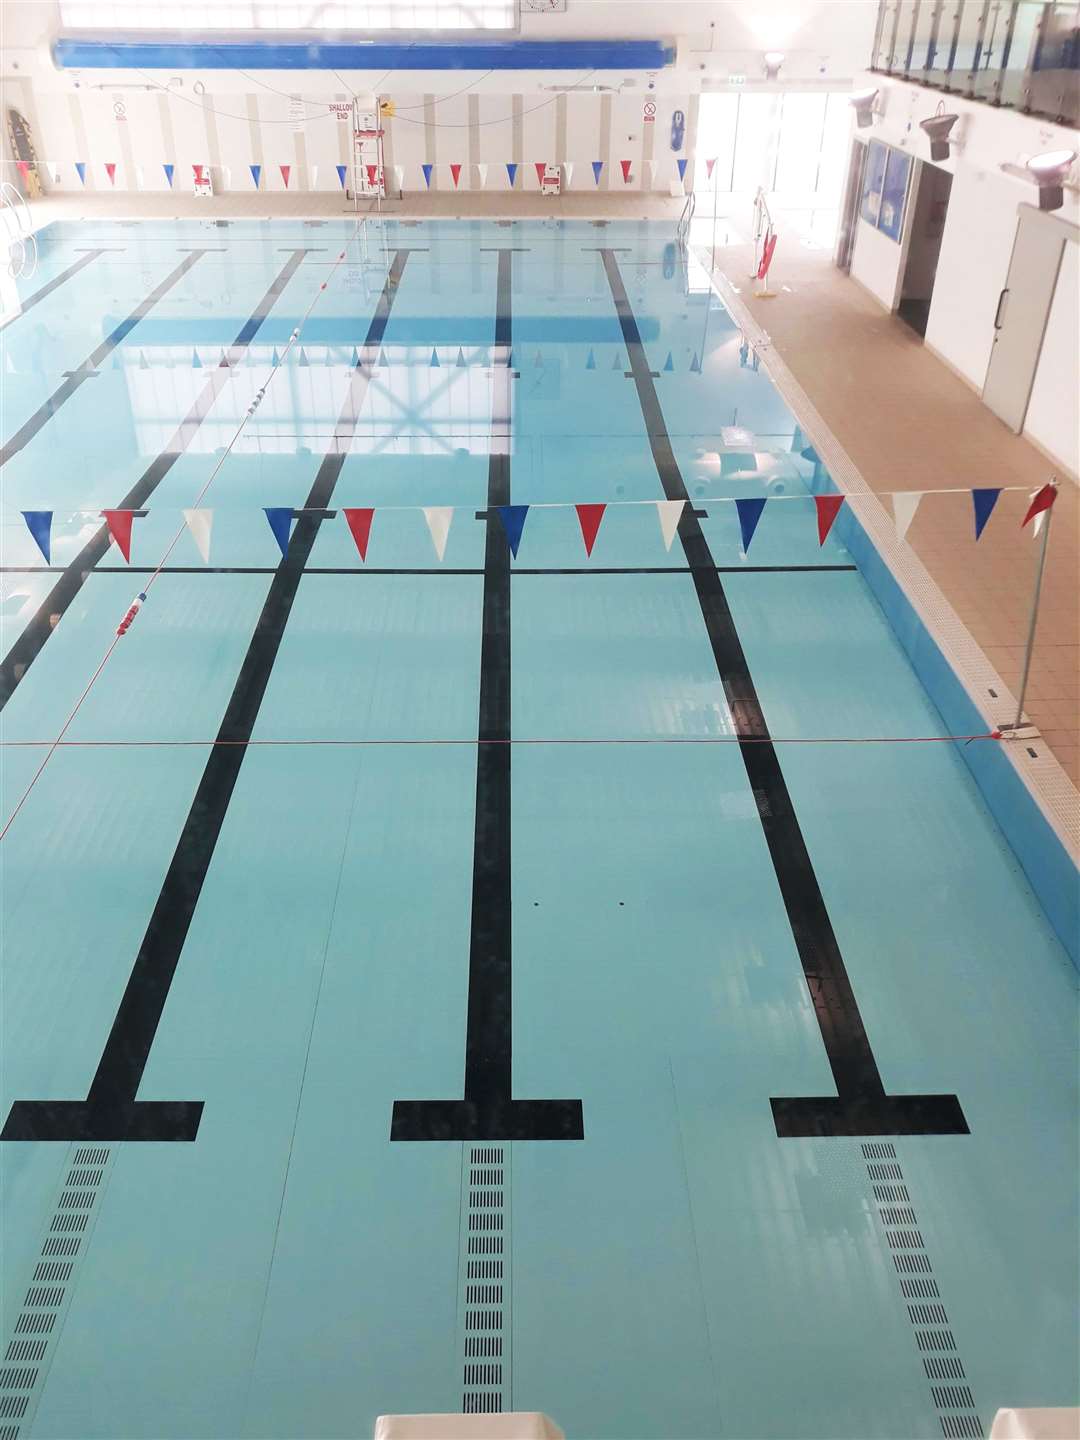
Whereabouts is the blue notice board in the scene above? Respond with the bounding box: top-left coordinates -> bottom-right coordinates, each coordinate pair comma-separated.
860,140 -> 887,227
879,148 -> 912,242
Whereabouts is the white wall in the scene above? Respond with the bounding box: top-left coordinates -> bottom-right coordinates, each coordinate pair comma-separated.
850,204 -> 908,309
1024,238 -> 1080,475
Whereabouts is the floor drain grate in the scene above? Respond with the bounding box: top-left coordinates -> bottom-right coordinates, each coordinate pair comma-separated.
861,1144 -> 983,1439
458,1144 -> 509,1416
0,1147 -> 112,1439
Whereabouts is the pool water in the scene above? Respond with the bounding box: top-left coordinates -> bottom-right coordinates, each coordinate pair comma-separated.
0,218 -> 1076,1440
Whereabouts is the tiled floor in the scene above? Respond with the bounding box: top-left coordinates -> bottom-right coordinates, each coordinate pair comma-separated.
704,229 -> 1079,787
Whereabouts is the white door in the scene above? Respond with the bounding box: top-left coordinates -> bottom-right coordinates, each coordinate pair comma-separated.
982,207 -> 1067,432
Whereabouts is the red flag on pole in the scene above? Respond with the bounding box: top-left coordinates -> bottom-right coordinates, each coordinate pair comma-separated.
1021,482 -> 1057,528
620,160 -> 632,183
814,494 -> 844,546
450,163 -> 462,187
575,504 -> 606,557
343,508 -> 375,562
280,164 -> 291,188
101,510 -> 135,563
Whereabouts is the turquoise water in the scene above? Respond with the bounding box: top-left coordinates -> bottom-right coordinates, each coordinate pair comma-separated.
0,218 -> 1076,1440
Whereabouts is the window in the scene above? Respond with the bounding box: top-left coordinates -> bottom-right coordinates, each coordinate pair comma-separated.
59,0 -> 517,30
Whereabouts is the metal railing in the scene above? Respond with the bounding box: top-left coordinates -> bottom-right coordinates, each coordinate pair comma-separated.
870,1 -> 1078,125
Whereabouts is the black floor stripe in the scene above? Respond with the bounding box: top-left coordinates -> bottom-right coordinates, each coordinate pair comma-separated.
0,249 -> 311,713
391,250 -> 583,1143
0,250 -> 208,471
0,564 -> 858,578
1,251 -> 413,1144
0,249 -> 114,330
599,249 -> 967,1140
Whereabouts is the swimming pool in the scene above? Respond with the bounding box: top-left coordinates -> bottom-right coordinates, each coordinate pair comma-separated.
1,216 -> 1076,1439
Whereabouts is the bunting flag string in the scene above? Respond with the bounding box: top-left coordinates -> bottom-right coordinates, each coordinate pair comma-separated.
163,163 -> 175,187
280,164 -> 291,188
497,505 -> 529,558
193,164 -> 207,184
423,506 -> 453,562
476,163 -> 488,187
101,509 -> 137,563
75,162 -> 87,185
506,162 -> 518,187
735,497 -> 766,553
250,164 -> 262,188
182,508 -> 213,563
47,162 -> 60,185
450,162 -> 462,188
576,503 -> 606,557
343,507 -> 374,561
971,487 -> 1001,540
592,160 -> 603,185
892,491 -> 922,541
814,494 -> 844,546
563,162 -> 574,187
393,164 -> 405,192
705,158 -> 717,179
1022,481 -> 1057,530
534,161 -> 547,187
335,164 -> 347,189
677,158 -> 688,182
656,500 -> 683,552
21,511 -> 52,564
264,506 -> 295,558
422,163 -> 434,188
620,160 -> 633,184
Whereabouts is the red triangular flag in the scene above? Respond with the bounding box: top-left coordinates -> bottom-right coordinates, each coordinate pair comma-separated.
15,160 -> 30,181
620,160 -> 632,183
1021,482 -> 1057,527
575,503 -> 606,557
343,508 -> 375,562
450,162 -> 462,188
705,158 -> 717,179
101,510 -> 135,563
280,164 -> 291,188
366,164 -> 378,187
193,163 -> 206,183
105,162 -> 117,184
814,494 -> 844,546
534,162 -> 547,186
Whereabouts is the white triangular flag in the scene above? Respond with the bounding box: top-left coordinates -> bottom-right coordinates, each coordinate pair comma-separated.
182,508 -> 213,563
891,491 -> 922,541
309,165 -> 318,189
476,163 -> 488,187
47,161 -> 60,184
422,506 -> 453,562
656,499 -> 684,551
135,165 -> 145,189
393,164 -> 405,192
563,161 -> 574,188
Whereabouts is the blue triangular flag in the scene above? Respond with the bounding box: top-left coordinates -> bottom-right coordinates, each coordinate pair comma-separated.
585,348 -> 596,370
592,161 -> 603,184
192,348 -> 202,368
250,164 -> 261,188
163,163 -> 174,187
263,507 -> 294,558
677,158 -> 688,181
663,352 -> 674,372
972,487 -> 1001,540
336,164 -> 347,189
22,510 -> 52,564
690,352 -> 701,373
430,347 -> 440,367
422,163 -> 433,188
506,162 -> 518,187
497,505 -> 529,558
735,497 -> 767,553
75,162 -> 87,185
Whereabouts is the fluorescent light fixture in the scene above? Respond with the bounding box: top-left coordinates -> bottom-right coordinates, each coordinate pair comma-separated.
763,51 -> 784,79
1001,149 -> 1077,211
919,106 -> 959,161
849,87 -> 879,129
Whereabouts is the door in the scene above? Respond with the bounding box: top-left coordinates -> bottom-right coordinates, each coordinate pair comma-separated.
982,207 -> 1067,431
898,161 -> 953,337
834,139 -> 866,272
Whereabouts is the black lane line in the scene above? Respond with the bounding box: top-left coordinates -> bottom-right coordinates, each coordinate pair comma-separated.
0,249 -> 117,330
600,249 -> 968,1140
1,251 -> 412,1144
392,249 -> 584,1144
0,564 -> 859,578
0,250 -> 208,470
0,249 -> 311,713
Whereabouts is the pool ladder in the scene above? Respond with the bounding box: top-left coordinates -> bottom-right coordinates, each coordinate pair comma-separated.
676,189 -> 696,250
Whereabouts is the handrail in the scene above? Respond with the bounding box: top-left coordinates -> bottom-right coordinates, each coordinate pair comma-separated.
676,188 -> 696,248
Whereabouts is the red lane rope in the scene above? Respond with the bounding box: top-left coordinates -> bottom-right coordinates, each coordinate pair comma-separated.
0,732 -> 1002,749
